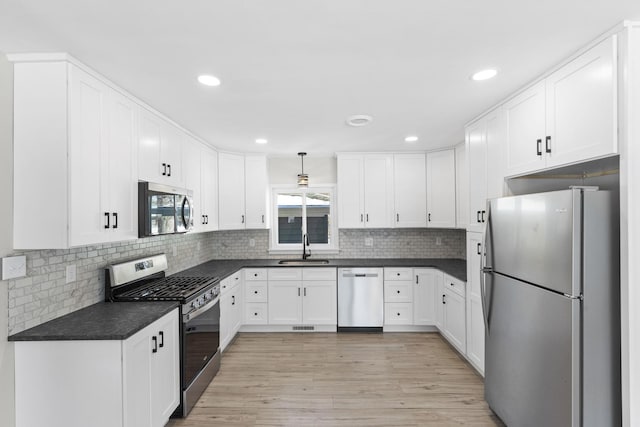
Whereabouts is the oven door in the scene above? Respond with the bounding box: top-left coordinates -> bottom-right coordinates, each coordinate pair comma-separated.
183,298 -> 220,388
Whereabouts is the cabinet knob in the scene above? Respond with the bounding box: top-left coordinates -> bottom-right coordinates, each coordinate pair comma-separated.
397,312 -> 401,316
254,312 -> 258,316
397,290 -> 400,294
254,290 -> 258,294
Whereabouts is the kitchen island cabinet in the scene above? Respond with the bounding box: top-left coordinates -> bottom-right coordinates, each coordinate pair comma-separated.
10,304 -> 179,427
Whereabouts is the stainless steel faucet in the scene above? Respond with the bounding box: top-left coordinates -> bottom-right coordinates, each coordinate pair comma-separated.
302,234 -> 310,259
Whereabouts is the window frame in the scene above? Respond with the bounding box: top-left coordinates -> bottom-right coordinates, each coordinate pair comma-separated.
269,184 -> 339,254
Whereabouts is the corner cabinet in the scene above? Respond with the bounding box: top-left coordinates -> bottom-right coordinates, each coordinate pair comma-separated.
426,149 -> 456,228
12,57 -> 138,249
218,153 -> 268,230
14,309 -> 180,427
505,35 -> 618,176
337,153 -> 394,228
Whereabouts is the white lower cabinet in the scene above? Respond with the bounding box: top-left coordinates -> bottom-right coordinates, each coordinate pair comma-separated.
383,267 -> 439,328
267,268 -> 337,327
466,232 -> 485,374
244,269 -> 268,325
440,274 -> 467,354
220,271 -> 243,351
414,268 -> 440,325
14,309 -> 179,427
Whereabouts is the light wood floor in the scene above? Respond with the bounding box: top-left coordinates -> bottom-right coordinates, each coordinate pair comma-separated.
168,332 -> 503,426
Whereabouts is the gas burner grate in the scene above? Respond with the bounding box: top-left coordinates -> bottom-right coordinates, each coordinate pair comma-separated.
116,276 -> 218,300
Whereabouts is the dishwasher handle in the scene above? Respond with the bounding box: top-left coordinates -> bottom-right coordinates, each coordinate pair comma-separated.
342,273 -> 379,278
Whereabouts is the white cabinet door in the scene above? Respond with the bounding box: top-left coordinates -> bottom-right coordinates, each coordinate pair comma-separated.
302,281 -> 337,325
183,137 -> 204,232
466,232 -> 485,374
426,149 -> 456,228
504,81 -> 547,176
68,66 -> 109,247
231,284 -> 243,336
435,273 -> 444,330
454,142 -> 468,229
219,292 -> 232,351
466,119 -> 488,231
363,155 -> 393,228
545,36 -> 617,168
485,110 -> 505,201
268,281 -> 303,324
337,155 -> 365,228
394,153 -> 427,227
107,90 -> 138,242
201,147 -> 218,231
123,326 -> 153,427
138,108 -> 182,186
150,310 -> 180,427
161,124 -> 183,187
442,287 -> 466,353
218,152 -> 246,230
244,155 -> 268,229
414,268 -> 440,326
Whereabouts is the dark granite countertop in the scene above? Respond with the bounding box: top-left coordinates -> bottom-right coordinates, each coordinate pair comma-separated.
9,301 -> 179,342
175,258 -> 466,282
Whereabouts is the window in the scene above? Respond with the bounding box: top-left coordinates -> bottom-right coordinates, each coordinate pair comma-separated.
270,186 -> 338,253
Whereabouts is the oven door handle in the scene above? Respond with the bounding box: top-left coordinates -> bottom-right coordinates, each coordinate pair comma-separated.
184,297 -> 219,322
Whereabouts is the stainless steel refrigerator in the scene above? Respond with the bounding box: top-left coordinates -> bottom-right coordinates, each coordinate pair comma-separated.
482,187 -> 620,427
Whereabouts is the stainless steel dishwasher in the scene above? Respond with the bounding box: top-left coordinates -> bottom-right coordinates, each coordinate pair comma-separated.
337,268 -> 384,332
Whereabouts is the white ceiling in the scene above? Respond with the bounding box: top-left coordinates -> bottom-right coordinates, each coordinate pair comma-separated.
1,0 -> 639,157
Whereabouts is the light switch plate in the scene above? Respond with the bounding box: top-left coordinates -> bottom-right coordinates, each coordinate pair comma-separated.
1,255 -> 27,280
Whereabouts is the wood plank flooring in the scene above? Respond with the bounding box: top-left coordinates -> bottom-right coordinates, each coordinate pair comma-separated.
167,332 -> 503,426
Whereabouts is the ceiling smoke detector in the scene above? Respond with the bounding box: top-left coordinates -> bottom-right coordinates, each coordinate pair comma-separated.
346,114 -> 373,127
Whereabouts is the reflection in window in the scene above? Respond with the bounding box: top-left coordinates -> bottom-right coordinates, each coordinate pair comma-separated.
306,192 -> 330,244
277,193 -> 303,244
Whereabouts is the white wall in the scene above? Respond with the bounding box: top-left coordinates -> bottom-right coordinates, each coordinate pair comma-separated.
0,53 -> 16,427
268,156 -> 336,185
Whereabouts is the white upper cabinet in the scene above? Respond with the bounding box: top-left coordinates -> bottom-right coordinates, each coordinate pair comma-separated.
138,108 -> 183,187
466,109 -> 505,233
426,149 -> 456,228
218,153 -> 268,230
454,142 -> 468,229
505,36 -> 617,176
393,154 -> 427,228
12,58 -> 138,249
244,155 -> 269,229
183,137 -> 218,233
337,154 -> 393,228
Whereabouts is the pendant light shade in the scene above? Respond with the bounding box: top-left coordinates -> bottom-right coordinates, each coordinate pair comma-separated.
297,152 -> 309,188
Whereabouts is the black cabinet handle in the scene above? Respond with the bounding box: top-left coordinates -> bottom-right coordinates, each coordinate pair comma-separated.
428,213 -> 431,222
536,139 -> 542,156
360,214 -> 363,222
545,136 -> 551,153
202,215 -> 205,224
481,210 -> 486,223
152,336 -> 158,353
416,275 -> 419,284
206,215 -> 209,224
262,214 -> 265,223
112,212 -> 118,229
366,214 -> 369,222
254,290 -> 258,294
231,295 -> 235,305
298,288 -> 301,297
477,242 -> 481,255
159,331 -> 164,348
254,312 -> 258,316
254,273 -> 258,277
304,287 -> 307,297
442,294 -> 446,304
397,290 -> 400,294
162,163 -> 167,176
396,213 -> 400,222
397,312 -> 401,316
477,211 -> 481,223
167,164 -> 172,177
104,212 -> 110,229
241,215 -> 245,224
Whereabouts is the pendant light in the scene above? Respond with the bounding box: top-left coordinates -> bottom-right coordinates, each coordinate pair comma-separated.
297,152 -> 309,188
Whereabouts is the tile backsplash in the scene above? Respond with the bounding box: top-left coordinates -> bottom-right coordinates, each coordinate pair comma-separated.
5,227 -> 464,334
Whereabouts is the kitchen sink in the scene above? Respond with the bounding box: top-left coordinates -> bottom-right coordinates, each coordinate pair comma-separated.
278,259 -> 331,265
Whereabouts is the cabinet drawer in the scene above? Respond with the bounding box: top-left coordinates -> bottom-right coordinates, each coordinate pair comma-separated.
443,273 -> 465,297
384,282 -> 413,303
384,302 -> 413,325
302,268 -> 336,281
244,303 -> 268,325
221,270 -> 242,294
245,268 -> 267,281
384,268 -> 413,281
268,268 -> 303,281
245,282 -> 268,303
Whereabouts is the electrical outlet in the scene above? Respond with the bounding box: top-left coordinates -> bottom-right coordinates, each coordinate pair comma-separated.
1,256 -> 27,280
65,265 -> 77,284
172,245 -> 178,257
365,238 -> 373,247
249,238 -> 256,247
436,237 -> 442,245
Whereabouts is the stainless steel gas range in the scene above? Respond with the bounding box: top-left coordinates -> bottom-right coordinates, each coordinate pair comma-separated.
105,254 -> 220,417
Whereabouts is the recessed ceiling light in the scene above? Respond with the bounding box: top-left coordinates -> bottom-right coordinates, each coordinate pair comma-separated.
197,74 -> 221,87
255,138 -> 268,144
404,136 -> 419,143
346,114 -> 373,127
471,69 -> 498,81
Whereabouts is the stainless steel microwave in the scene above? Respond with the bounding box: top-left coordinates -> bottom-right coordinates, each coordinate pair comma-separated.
138,182 -> 194,237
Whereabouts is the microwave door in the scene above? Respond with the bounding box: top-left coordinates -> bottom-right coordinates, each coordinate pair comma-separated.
177,195 -> 194,232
